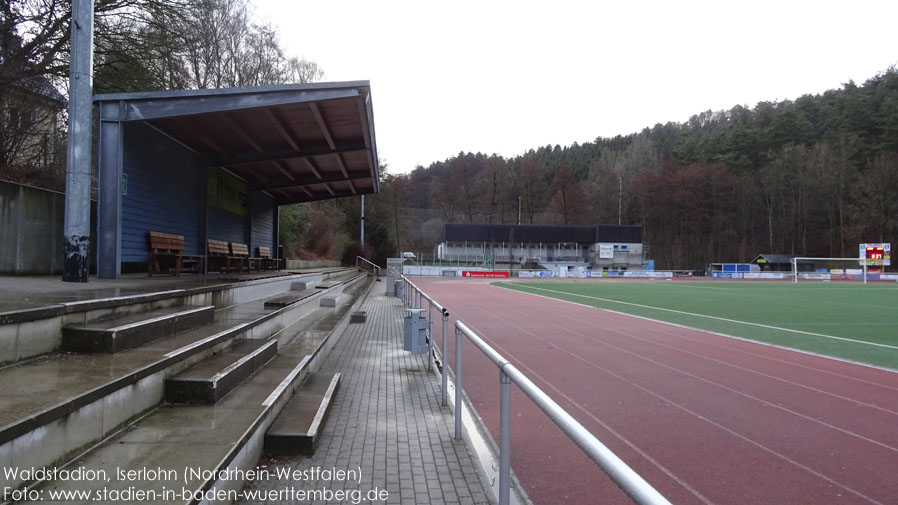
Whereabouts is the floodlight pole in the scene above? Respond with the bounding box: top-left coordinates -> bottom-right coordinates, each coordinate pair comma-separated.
62,0 -> 95,282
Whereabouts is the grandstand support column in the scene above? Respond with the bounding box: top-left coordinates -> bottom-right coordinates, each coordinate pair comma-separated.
96,108 -> 123,279
62,0 -> 94,282
360,195 -> 365,247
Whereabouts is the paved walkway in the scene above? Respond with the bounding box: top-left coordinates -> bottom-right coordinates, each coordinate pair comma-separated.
240,286 -> 492,505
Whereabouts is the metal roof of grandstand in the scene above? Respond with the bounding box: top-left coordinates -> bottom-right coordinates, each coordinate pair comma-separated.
751,254 -> 795,264
94,81 -> 379,204
440,224 -> 643,244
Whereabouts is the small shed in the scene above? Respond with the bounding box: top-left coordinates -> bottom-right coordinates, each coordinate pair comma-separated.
94,81 -> 379,278
750,254 -> 797,272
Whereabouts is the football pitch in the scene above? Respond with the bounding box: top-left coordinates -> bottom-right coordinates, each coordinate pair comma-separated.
495,280 -> 898,370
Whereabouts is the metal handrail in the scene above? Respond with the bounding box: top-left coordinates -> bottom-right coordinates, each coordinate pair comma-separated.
455,321 -> 673,505
401,276 -> 450,406
402,276 -> 447,314
398,274 -> 672,505
356,256 -> 381,273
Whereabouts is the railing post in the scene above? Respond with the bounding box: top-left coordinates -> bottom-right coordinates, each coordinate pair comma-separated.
441,311 -> 449,406
499,367 -> 512,505
427,300 -> 433,371
455,325 -> 462,440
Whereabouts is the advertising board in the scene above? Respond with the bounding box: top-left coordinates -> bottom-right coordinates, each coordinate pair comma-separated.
461,271 -> 510,279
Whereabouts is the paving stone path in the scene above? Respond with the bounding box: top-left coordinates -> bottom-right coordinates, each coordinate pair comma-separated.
240,289 -> 492,505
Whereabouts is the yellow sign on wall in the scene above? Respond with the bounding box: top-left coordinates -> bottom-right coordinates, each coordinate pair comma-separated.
207,167 -> 247,216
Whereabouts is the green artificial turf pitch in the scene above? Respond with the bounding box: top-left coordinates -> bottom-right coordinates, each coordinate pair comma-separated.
495,280 -> 898,370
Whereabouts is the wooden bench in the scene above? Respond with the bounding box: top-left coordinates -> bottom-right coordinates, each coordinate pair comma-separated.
256,246 -> 284,271
207,239 -> 241,273
148,231 -> 203,277
230,242 -> 251,272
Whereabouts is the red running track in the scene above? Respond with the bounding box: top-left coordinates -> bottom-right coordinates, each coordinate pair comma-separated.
413,278 -> 898,505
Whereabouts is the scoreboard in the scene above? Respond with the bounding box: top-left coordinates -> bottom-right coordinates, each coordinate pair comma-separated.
859,243 -> 891,266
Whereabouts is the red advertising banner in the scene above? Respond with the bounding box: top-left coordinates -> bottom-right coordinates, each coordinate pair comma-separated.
461,271 -> 510,278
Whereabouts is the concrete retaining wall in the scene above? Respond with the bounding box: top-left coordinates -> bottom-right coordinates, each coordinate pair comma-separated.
0,180 -> 96,275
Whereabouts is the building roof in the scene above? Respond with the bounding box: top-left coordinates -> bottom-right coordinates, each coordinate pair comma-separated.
440,224 -> 643,244
12,76 -> 66,105
751,254 -> 795,265
94,81 -> 378,204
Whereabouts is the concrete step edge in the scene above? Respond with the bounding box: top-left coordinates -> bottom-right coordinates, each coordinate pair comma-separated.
305,372 -> 342,442
61,306 -> 215,353
2,276 -> 375,495
164,339 -> 279,404
263,373 -> 341,455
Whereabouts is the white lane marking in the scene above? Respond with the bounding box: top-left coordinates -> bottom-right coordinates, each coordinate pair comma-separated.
504,284 -> 898,351
444,288 -> 885,505
547,307 -> 898,412
433,288 -> 716,505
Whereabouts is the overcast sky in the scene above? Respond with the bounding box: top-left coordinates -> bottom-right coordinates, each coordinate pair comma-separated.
255,0 -> 898,174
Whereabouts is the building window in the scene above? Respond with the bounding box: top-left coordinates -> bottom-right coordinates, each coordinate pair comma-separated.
8,107 -> 36,133
621,245 -> 628,252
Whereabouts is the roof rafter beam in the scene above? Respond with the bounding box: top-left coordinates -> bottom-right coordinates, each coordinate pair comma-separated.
274,160 -> 295,181
275,187 -> 360,206
304,158 -> 322,179
185,117 -> 229,156
355,96 -> 371,149
348,180 -> 357,195
334,153 -> 349,178
211,143 -> 367,167
356,96 -> 376,178
309,102 -> 336,150
219,113 -> 266,153
248,169 -> 371,191
264,107 -> 302,152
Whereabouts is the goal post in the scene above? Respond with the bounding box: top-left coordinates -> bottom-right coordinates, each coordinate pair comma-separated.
790,257 -> 869,284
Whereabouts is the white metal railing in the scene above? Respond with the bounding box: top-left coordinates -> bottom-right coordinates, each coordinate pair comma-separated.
400,276 -> 672,505
356,256 -> 382,275
401,276 -> 450,404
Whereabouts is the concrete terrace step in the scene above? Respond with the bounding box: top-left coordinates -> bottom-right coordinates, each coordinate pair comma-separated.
165,338 -> 278,404
0,283 -> 341,492
314,271 -> 366,290
25,279 -> 373,504
318,272 -> 369,307
216,272 -> 293,282
61,305 -> 214,353
263,289 -> 320,309
264,372 -> 341,456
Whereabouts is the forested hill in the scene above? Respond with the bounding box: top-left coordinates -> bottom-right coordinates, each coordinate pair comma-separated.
399,67 -> 898,270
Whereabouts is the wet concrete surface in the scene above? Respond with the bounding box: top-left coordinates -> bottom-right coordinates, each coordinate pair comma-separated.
0,299 -> 281,435
24,296 -> 354,503
0,272 -> 306,315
